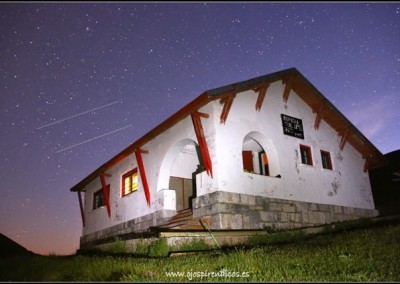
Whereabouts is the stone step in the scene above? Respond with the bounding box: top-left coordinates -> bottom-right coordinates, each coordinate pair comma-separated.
150,221 -> 204,232
165,215 -> 194,225
166,224 -> 205,231
162,219 -> 201,228
169,210 -> 193,221
150,209 -> 205,232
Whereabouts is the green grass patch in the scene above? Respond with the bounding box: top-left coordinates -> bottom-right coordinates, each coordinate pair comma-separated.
148,238 -> 169,257
1,223 -> 399,282
134,238 -> 150,256
172,239 -> 211,252
109,237 -> 127,254
248,229 -> 306,246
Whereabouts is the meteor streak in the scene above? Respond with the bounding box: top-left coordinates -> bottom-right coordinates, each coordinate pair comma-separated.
37,100 -> 120,130
56,124 -> 132,153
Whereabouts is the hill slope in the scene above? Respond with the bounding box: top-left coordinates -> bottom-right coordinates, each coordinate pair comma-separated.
0,233 -> 35,257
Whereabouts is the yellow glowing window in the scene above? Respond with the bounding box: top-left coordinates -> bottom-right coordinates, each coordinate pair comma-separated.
122,169 -> 138,197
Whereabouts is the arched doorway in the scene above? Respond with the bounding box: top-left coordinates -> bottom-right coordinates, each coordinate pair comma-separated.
158,139 -> 205,211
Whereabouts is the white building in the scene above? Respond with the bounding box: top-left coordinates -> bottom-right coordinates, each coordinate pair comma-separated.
71,68 -> 385,249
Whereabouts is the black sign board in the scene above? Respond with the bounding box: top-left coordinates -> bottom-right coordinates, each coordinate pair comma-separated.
281,114 -> 304,139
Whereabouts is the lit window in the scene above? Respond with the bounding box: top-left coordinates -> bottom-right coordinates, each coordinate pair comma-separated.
122,169 -> 138,197
321,150 -> 333,170
300,145 -> 313,166
93,185 -> 110,210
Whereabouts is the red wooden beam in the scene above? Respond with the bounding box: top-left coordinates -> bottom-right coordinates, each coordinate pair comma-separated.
255,82 -> 270,111
282,79 -> 292,103
135,149 -> 151,206
313,105 -> 324,130
220,95 -> 235,124
312,105 -> 326,131
339,129 -> 350,151
100,175 -> 111,218
363,156 -> 371,172
191,112 -> 213,177
77,191 -> 85,227
196,112 -> 209,119
314,112 -> 322,130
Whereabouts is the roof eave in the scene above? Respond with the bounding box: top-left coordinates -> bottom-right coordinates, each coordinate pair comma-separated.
70,67 -> 385,191
70,92 -> 211,192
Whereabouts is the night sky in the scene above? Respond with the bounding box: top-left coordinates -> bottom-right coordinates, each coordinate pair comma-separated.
1,2 -> 399,256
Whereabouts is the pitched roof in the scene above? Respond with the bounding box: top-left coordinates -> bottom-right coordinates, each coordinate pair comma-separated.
70,67 -> 386,192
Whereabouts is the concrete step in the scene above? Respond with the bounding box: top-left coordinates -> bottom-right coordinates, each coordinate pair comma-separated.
168,209 -> 193,220
150,209 -> 206,232
165,215 -> 194,225
161,219 -> 201,228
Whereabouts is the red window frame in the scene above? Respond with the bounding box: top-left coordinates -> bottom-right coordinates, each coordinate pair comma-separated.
122,168 -> 138,197
321,150 -> 333,170
300,144 -> 313,166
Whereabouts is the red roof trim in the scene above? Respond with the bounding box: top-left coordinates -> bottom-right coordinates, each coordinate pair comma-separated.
70,68 -> 385,192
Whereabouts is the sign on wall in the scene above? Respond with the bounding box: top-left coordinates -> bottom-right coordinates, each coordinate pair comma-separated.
281,114 -> 304,139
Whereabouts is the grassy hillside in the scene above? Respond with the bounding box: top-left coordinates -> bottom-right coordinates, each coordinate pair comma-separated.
0,223 -> 399,282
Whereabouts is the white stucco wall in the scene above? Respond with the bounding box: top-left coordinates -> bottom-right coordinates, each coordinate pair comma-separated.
211,80 -> 374,210
82,79 -> 376,236
82,102 -> 219,236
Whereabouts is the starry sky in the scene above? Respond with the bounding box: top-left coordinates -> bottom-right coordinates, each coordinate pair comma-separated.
0,2 -> 399,256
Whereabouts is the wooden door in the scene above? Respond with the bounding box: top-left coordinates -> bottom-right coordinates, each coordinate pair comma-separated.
169,177 -> 193,211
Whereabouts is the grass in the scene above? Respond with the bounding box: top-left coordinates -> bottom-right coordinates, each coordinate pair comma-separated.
172,239 -> 211,252
1,223 -> 399,282
148,238 -> 170,257
110,237 -> 127,254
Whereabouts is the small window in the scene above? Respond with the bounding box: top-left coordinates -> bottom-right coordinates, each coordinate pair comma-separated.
300,145 -> 313,166
321,150 -> 333,170
93,185 -> 110,210
122,168 -> 138,197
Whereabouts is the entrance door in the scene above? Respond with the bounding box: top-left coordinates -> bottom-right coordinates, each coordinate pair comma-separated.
169,177 -> 193,211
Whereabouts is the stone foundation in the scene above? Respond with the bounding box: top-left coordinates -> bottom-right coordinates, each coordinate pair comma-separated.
80,209 -> 176,248
80,191 -> 379,250
192,191 -> 379,231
